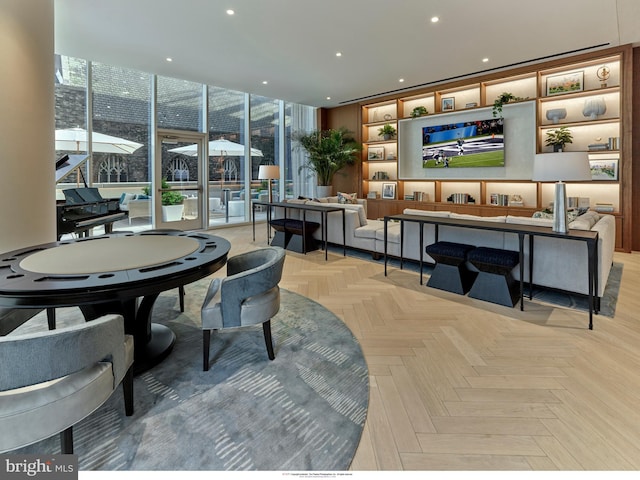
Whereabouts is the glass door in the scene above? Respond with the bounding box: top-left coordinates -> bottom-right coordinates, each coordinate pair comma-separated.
155,130 -> 206,230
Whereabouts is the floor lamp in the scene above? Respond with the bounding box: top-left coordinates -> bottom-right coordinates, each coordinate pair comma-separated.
532,152 -> 592,233
258,165 -> 280,203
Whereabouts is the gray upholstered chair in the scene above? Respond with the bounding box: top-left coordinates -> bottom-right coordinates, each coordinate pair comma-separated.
201,246 -> 286,371
0,314 -> 134,454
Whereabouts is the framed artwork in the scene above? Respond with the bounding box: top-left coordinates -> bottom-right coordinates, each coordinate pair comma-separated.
441,97 -> 455,111
589,158 -> 618,181
368,146 -> 384,160
382,182 -> 396,199
546,71 -> 584,96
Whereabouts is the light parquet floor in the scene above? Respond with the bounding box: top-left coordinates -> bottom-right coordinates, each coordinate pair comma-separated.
209,225 -> 640,471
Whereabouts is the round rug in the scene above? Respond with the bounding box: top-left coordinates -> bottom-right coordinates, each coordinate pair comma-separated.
11,286 -> 369,471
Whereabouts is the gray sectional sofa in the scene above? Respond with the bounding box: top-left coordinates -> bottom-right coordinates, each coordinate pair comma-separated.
275,197 -> 616,300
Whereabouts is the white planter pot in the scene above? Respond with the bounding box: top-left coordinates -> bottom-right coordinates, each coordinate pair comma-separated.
162,204 -> 184,222
316,185 -> 333,198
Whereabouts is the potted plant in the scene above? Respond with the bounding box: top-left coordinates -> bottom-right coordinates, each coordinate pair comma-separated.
378,124 -> 397,140
545,126 -> 573,152
492,92 -> 529,118
159,177 -> 184,221
410,106 -> 428,118
294,128 -> 361,197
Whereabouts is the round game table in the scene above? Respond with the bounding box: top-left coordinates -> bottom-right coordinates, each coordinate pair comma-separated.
0,231 -> 230,373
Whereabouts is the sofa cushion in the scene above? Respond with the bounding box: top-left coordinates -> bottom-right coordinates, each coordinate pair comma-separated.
403,209 -> 451,217
354,223 -> 381,239
337,192 -> 358,204
506,215 -> 554,227
376,222 -> 401,243
307,201 -> 368,227
285,198 -> 308,205
569,211 -> 600,231
120,193 -> 136,206
449,213 -> 507,223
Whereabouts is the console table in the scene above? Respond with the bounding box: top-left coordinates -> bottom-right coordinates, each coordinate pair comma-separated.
252,201 -> 346,261
384,214 -> 599,329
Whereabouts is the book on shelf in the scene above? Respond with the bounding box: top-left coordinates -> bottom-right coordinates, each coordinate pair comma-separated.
413,191 -> 429,202
594,202 -> 614,212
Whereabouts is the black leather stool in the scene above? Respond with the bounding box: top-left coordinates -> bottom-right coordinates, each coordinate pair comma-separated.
425,241 -> 477,294
467,247 -> 520,307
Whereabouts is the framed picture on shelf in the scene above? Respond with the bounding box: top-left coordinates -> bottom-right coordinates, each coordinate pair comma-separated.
546,71 -> 584,96
367,146 -> 384,160
381,182 -> 396,200
589,158 -> 618,181
441,97 -> 455,111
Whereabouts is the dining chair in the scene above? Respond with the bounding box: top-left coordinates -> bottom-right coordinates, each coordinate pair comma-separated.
200,246 -> 285,371
0,314 -> 134,454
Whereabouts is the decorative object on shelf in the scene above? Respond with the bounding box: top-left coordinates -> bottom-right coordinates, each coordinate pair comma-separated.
378,124 -> 397,140
532,152 -> 591,233
386,151 -> 396,160
372,171 -> 389,180
492,92 -> 528,118
441,97 -> 455,111
465,102 -> 478,108
383,113 -> 393,121
293,128 -> 362,191
367,191 -> 379,199
589,158 -> 619,181
608,137 -> 620,150
257,164 -> 280,203
582,97 -> 607,120
447,193 -> 475,204
545,126 -> 573,152
588,141 -> 609,151
546,71 -> 583,96
546,108 -> 567,124
368,146 -> 384,160
509,194 -> 524,207
410,106 -> 428,118
381,182 -> 396,200
597,65 -> 611,88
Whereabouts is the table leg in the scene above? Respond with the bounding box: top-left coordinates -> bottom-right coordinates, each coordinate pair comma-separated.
518,233 -> 524,311
419,221 -> 424,285
384,217 -> 388,276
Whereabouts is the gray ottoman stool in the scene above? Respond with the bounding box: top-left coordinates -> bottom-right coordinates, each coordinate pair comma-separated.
425,241 -> 477,295
467,247 -> 520,307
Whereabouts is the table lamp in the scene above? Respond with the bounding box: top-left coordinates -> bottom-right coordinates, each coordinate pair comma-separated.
532,152 -> 591,233
258,165 -> 280,203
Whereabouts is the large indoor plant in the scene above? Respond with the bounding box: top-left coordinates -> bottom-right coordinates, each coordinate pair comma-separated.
294,128 -> 361,197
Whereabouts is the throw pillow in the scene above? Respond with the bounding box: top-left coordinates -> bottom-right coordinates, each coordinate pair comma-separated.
337,192 -> 358,204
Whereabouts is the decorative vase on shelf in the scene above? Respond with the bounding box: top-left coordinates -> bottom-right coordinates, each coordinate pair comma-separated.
582,97 -> 606,120
546,108 -> 567,124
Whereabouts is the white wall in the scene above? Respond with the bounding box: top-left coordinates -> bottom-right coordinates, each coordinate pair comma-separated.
0,0 -> 55,253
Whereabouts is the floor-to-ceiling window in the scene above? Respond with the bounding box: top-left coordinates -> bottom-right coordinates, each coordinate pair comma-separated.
54,55 -> 316,233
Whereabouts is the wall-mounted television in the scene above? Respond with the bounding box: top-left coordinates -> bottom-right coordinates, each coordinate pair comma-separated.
422,118 -> 504,168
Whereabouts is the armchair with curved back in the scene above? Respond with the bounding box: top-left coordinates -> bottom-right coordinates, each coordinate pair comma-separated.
0,314 -> 134,454
201,246 -> 286,371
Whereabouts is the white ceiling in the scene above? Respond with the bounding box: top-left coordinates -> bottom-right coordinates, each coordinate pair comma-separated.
54,0 -> 640,108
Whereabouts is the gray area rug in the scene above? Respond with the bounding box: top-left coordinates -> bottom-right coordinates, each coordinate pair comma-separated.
328,245 -> 622,318
10,286 -> 369,471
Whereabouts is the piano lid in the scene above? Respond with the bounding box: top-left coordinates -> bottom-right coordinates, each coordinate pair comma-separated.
55,154 -> 90,183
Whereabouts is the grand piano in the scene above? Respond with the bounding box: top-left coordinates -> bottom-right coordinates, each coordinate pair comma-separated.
56,154 -> 128,239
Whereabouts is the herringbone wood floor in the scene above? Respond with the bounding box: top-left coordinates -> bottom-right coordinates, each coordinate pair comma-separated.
209,224 -> 640,471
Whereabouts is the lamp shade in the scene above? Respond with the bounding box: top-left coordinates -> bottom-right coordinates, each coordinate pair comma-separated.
532,152 -> 591,182
258,165 -> 280,180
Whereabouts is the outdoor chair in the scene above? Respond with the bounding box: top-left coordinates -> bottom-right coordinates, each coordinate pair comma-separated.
0,314 -> 134,454
200,247 -> 285,371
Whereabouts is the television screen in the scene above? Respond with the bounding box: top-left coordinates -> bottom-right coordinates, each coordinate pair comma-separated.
422,118 -> 504,168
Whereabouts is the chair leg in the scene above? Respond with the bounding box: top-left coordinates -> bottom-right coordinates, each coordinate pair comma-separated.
262,320 -> 275,360
60,427 -> 73,454
179,286 -> 185,312
123,366 -> 134,416
203,330 -> 211,371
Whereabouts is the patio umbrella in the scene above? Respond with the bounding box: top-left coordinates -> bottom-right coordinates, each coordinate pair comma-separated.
168,138 -> 263,157
55,127 -> 143,154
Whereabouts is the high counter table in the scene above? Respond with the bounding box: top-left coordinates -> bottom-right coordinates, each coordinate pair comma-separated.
384,213 -> 599,329
0,231 -> 230,373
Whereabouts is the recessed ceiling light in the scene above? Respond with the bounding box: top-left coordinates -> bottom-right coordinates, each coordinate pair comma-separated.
431,16 -> 439,23
326,96 -> 331,100
336,52 -> 342,57
482,58 -> 489,63
226,9 -> 235,15
166,57 -> 173,62
399,78 -> 405,83
262,80 -> 268,85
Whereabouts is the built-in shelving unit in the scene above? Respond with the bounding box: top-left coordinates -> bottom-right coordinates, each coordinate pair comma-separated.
358,46 -> 629,250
